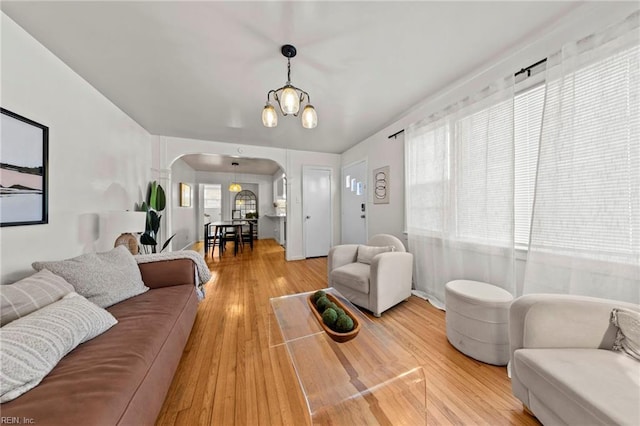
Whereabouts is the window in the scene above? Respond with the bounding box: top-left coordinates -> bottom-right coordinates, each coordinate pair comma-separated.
514,84 -> 545,247
234,190 -> 257,219
203,185 -> 221,209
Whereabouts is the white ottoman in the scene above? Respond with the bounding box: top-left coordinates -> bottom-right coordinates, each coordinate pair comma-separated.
445,280 -> 513,366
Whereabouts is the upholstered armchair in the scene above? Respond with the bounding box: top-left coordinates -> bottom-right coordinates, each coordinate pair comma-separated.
327,234 -> 413,317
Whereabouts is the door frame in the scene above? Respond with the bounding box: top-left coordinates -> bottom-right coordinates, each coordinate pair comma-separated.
302,165 -> 333,258
341,158 -> 368,244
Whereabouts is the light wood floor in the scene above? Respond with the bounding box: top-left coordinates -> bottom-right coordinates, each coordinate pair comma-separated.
156,239 -> 539,425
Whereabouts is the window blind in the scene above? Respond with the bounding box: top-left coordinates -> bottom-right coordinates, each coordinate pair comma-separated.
514,84 -> 545,247
530,45 -> 639,263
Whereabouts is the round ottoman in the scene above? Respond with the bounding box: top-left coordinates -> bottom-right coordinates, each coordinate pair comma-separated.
445,280 -> 513,366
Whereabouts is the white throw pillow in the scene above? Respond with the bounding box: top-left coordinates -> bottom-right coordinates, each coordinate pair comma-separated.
1,269 -> 74,326
0,292 -> 117,403
356,245 -> 395,265
32,245 -> 148,308
611,308 -> 640,362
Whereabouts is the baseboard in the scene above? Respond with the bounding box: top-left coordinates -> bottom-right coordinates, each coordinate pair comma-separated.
180,241 -> 197,251
286,255 -> 305,261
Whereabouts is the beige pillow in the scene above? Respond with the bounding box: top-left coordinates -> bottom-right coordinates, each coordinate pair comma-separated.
356,245 -> 395,265
0,292 -> 117,403
1,269 -> 74,326
611,308 -> 640,361
32,245 -> 148,308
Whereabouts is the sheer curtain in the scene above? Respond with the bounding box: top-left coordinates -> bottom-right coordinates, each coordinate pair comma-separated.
523,11 -> 640,303
405,77 -> 515,308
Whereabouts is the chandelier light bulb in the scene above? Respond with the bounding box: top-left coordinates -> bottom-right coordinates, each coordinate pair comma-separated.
301,105 -> 317,129
280,86 -> 300,115
262,103 -> 278,127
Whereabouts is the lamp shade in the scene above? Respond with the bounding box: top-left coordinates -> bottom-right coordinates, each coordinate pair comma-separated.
229,182 -> 242,192
109,211 -> 147,233
301,104 -> 317,129
262,103 -> 278,127
280,86 -> 300,115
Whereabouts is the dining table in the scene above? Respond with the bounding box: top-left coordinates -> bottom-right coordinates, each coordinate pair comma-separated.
204,220 -> 254,257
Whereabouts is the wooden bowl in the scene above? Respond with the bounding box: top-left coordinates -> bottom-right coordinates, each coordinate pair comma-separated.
307,293 -> 361,343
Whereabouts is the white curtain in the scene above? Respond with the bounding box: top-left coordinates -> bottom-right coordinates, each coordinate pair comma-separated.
523,11 -> 640,303
405,77 -> 515,308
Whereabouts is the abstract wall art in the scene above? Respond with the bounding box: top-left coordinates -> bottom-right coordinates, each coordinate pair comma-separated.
373,165 -> 389,204
0,108 -> 48,226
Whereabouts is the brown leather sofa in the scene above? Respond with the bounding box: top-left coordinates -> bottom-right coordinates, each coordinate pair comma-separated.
1,259 -> 198,425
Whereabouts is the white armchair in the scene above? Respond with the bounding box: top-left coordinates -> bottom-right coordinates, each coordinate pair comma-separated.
327,234 -> 413,317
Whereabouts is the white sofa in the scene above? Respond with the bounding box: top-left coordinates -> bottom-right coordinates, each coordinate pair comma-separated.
327,234 -> 413,317
509,294 -> 640,425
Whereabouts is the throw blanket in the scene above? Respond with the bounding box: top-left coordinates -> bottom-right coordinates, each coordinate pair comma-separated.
135,250 -> 211,300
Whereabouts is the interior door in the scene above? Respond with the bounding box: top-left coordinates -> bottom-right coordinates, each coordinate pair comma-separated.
303,167 -> 332,258
342,160 -> 367,244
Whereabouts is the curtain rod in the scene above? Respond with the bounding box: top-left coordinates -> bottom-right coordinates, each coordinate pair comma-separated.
514,57 -> 547,78
387,58 -> 548,139
387,129 -> 405,139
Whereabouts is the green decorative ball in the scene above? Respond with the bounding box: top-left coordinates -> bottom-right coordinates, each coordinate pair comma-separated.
311,290 -> 326,304
322,308 -> 338,328
334,308 -> 345,317
328,302 -> 339,311
316,296 -> 331,312
335,313 -> 354,333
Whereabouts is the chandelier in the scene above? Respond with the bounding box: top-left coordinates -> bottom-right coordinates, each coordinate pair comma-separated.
229,162 -> 242,192
262,44 -> 317,129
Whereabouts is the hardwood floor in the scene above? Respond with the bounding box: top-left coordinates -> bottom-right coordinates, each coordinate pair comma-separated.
156,239 -> 539,425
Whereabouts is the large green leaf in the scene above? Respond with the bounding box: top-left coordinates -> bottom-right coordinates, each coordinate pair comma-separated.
161,234 -> 176,252
140,232 -> 157,246
148,181 -> 167,211
148,210 -> 160,233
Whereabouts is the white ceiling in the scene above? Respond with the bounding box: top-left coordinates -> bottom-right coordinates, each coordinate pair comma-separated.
181,154 -> 281,175
2,1 -> 581,154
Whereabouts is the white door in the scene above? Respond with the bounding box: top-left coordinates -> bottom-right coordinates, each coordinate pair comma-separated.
303,167 -> 332,258
342,160 -> 367,244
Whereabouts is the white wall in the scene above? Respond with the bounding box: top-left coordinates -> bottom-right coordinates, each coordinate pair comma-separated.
156,136 -> 341,261
341,3 -> 639,294
0,13 -> 153,283
170,158 -> 197,250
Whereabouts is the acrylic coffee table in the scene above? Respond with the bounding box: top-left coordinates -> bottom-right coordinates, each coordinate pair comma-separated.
270,288 -> 426,425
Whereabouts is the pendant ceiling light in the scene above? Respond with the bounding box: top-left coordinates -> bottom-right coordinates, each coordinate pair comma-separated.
262,44 -> 317,129
229,162 -> 242,192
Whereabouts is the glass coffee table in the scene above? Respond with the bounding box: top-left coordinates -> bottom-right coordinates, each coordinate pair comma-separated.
270,288 -> 426,425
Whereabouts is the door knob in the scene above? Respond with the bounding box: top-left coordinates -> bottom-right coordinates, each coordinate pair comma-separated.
306,215 -> 311,219
361,215 -> 366,219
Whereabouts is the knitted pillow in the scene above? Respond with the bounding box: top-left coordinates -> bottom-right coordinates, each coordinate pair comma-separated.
1,269 -> 74,326
0,292 -> 117,403
32,245 -> 148,308
611,308 -> 640,361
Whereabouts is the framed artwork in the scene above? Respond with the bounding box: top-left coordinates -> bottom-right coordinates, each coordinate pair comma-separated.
373,166 -> 390,204
179,182 -> 191,207
0,108 -> 49,226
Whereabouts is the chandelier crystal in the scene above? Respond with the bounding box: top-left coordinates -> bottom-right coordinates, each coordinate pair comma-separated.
262,44 -> 317,129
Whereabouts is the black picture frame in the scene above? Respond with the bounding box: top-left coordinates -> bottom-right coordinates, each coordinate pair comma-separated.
0,108 -> 49,227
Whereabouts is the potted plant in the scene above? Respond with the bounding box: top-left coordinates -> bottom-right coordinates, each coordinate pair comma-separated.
138,181 -> 175,253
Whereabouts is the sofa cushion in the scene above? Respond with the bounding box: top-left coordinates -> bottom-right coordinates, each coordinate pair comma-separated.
330,262 -> 370,294
0,292 -> 117,403
514,348 -> 640,425
32,245 -> 148,308
356,245 -> 394,265
611,308 -> 640,361
0,284 -> 195,424
1,269 -> 74,326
